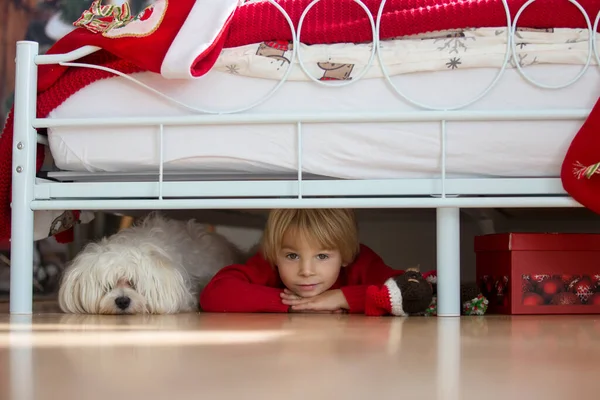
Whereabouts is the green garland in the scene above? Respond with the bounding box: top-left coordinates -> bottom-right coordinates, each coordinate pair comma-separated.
462,294 -> 488,315
424,294 -> 489,316
424,296 -> 437,316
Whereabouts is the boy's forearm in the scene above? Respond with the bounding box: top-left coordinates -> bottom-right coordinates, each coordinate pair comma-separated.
200,280 -> 289,313
340,285 -> 368,314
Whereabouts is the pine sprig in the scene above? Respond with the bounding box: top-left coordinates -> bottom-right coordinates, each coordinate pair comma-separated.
573,161 -> 600,180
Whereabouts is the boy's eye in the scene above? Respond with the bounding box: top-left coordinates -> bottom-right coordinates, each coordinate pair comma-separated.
286,253 -> 299,260
317,254 -> 329,260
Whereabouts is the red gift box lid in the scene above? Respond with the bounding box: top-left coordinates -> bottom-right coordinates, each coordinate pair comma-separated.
474,233 -> 600,252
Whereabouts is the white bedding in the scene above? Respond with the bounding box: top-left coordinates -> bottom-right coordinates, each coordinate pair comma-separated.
47,63 -> 600,179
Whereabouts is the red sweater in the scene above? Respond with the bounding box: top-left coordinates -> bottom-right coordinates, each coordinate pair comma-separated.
199,244 -> 403,314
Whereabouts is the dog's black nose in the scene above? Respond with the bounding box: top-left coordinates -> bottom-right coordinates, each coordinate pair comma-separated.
115,296 -> 131,310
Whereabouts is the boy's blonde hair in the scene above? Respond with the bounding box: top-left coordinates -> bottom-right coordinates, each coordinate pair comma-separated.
261,208 -> 359,266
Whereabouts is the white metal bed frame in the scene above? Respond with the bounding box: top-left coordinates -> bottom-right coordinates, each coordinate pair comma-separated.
8,0 -> 600,315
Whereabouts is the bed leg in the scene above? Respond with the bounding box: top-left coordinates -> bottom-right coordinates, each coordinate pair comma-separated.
10,41 -> 39,315
436,207 -> 461,317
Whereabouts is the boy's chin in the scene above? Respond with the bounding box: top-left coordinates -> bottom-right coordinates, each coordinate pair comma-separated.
293,285 -> 331,298
298,291 -> 321,298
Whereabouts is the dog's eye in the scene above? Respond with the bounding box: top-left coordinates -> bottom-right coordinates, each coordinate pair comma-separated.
129,281 -> 136,290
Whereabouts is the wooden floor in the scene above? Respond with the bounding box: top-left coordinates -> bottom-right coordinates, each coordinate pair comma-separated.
1,301 -> 599,400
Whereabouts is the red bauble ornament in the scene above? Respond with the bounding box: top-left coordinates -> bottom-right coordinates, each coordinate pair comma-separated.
550,292 -> 580,305
523,292 -> 545,306
571,278 -> 595,304
538,279 -> 564,302
591,274 -> 600,286
587,293 -> 600,306
522,278 -> 534,293
557,274 -> 580,286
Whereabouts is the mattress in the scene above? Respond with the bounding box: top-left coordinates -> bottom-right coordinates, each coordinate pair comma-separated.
47,60 -> 600,180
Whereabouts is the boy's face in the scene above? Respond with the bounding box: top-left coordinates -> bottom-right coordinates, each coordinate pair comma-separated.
276,230 -> 344,298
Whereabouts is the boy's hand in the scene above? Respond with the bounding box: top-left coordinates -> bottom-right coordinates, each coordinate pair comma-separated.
280,288 -> 349,312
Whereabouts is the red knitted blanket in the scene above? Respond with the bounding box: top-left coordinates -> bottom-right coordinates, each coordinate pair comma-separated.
227,0 -> 600,46
1,0 -> 599,241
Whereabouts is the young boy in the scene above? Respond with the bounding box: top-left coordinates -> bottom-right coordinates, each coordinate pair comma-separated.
199,208 -> 403,314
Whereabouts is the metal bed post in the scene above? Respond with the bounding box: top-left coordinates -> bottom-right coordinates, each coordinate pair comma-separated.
9,315 -> 34,400
436,119 -> 460,317
10,41 -> 39,314
436,208 -> 461,317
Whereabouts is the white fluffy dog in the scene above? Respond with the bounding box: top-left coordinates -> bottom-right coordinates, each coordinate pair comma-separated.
58,213 -> 243,315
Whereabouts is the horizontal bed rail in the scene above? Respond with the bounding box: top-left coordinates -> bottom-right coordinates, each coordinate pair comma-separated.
33,109 -> 592,128
33,178 -> 569,199
29,196 -> 580,211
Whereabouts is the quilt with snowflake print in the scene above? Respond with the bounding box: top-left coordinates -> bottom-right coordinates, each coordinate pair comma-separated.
214,27 -> 593,82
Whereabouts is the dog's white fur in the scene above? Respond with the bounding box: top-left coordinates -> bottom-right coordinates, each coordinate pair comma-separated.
58,213 -> 243,315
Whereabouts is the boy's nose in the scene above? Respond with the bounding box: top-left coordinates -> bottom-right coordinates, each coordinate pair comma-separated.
299,262 -> 315,276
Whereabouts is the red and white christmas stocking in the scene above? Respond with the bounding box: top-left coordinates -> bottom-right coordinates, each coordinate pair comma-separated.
561,97 -> 600,214
38,0 -> 239,90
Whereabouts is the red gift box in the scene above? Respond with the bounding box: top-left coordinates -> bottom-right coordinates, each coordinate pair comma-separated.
474,233 -> 600,315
